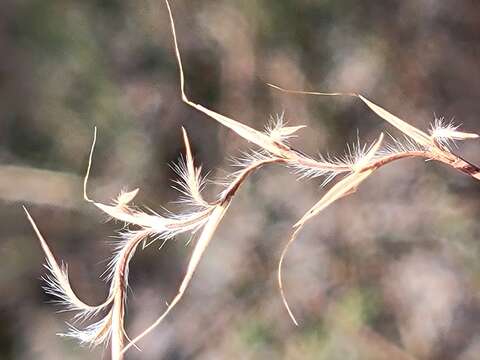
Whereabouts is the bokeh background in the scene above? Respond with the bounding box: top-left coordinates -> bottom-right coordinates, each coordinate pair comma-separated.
2,0 -> 480,359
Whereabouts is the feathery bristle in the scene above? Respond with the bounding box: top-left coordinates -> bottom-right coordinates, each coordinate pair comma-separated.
264,113 -> 306,144
430,117 -> 479,149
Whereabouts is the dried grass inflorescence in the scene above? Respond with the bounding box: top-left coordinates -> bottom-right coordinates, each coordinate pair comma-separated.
25,1 -> 480,359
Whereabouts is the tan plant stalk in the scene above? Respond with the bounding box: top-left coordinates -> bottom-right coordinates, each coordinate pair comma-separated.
25,1 -> 480,358
266,83 -> 480,180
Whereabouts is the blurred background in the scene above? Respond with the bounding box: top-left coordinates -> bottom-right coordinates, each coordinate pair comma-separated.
1,0 -> 480,359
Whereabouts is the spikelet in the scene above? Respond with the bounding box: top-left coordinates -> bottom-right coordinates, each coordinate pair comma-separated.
171,128 -> 210,208
429,117 -> 479,149
24,208 -> 112,320
278,133 -> 384,325
264,113 -> 306,145
120,199 -> 232,355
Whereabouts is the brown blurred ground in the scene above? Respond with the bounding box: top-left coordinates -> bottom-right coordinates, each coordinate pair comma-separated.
1,0 -> 480,359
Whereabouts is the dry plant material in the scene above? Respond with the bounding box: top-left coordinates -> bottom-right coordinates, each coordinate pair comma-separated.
25,1 -> 480,358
